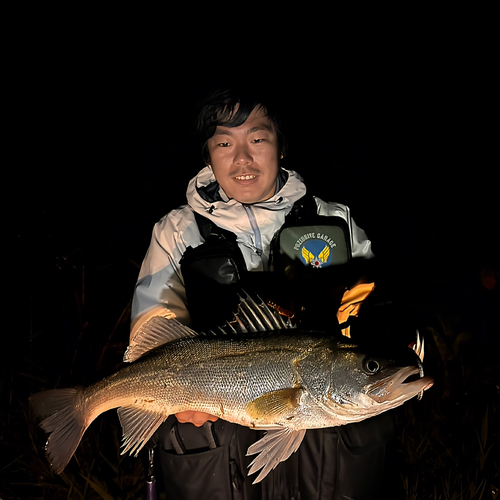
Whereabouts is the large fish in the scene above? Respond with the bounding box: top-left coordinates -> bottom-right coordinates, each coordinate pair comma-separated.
31,295 -> 433,483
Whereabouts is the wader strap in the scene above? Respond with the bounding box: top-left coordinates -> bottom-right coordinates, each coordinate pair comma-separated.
169,421 -> 219,454
169,424 -> 186,454
203,421 -> 219,449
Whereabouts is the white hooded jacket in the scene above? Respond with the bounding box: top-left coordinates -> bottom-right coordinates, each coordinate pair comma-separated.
130,167 -> 373,340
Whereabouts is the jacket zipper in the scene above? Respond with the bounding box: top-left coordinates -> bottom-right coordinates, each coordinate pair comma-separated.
243,205 -> 263,256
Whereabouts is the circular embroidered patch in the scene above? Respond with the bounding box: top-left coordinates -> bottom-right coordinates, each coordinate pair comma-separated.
295,233 -> 337,268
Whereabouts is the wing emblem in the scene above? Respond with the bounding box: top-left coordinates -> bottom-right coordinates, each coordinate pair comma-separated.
301,246 -> 315,265
301,244 -> 330,268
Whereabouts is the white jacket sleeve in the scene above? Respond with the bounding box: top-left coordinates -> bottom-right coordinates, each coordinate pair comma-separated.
314,197 -> 374,260
130,207 -> 201,341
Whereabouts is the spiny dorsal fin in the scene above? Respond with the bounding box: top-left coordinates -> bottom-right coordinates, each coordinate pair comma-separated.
124,316 -> 197,363
217,293 -> 291,335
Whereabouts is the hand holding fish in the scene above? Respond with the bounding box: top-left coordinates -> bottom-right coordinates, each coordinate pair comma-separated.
175,411 -> 219,426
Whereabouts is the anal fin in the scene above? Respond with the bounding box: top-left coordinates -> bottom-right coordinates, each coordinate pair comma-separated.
246,428 -> 306,483
117,405 -> 167,456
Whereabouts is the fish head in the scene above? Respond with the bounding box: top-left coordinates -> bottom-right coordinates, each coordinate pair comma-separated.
316,334 -> 433,422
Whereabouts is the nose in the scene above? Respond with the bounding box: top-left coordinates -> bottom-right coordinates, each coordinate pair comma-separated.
234,144 -> 253,167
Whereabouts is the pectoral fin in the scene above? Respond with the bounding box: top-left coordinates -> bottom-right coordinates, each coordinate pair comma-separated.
117,406 -> 166,456
245,388 -> 303,420
246,428 -> 307,483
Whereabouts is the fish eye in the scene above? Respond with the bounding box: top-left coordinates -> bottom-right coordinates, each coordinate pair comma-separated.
362,358 -> 381,375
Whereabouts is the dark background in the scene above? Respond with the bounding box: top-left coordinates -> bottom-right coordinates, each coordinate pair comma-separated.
5,12 -> 497,339
6,36 -> 497,293
1,5 -> 499,499
5,14 -> 497,279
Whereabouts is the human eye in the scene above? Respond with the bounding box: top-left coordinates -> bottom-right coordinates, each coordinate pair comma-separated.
217,142 -> 231,147
252,138 -> 265,144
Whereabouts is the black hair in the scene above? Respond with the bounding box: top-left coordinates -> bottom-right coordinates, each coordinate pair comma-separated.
196,86 -> 287,164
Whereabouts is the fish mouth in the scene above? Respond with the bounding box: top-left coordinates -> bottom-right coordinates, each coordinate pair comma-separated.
365,365 -> 434,403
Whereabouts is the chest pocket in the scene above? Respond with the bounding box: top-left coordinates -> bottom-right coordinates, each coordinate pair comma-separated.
268,196 -> 359,330
179,211 -> 247,331
270,196 -> 352,284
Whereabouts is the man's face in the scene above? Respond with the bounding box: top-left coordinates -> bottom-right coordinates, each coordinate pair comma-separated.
207,106 -> 280,204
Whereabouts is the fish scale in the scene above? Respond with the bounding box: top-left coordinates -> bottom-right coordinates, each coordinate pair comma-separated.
130,334 -> 324,423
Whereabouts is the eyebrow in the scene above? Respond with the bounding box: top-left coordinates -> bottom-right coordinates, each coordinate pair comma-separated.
248,125 -> 272,134
214,124 -> 273,137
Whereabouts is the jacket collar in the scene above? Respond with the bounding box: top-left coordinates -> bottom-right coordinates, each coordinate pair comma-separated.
187,166 -> 306,214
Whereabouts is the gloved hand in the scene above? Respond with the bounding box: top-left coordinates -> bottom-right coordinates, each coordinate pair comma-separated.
337,282 -> 375,338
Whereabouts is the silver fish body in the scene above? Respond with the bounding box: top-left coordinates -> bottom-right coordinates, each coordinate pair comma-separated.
32,298 -> 433,483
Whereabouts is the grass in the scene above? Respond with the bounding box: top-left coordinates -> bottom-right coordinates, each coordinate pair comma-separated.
391,306 -> 500,499
1,254 -> 499,499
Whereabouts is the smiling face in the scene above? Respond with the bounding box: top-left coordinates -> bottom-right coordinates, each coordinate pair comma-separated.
206,106 -> 280,204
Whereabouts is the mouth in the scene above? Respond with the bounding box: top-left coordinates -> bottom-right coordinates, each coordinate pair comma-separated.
366,330 -> 433,403
365,366 -> 434,403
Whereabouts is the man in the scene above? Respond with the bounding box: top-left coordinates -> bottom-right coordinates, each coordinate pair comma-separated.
130,87 -> 387,499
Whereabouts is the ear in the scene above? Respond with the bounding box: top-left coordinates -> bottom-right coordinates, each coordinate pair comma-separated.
202,142 -> 212,166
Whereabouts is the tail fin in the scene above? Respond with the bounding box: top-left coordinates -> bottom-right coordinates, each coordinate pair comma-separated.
30,388 -> 88,473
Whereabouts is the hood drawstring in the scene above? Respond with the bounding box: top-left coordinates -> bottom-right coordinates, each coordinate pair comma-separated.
242,205 -> 263,256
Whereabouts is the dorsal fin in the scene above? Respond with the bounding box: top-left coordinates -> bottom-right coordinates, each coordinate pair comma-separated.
213,293 -> 291,335
124,316 -> 197,362
124,293 -> 293,362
